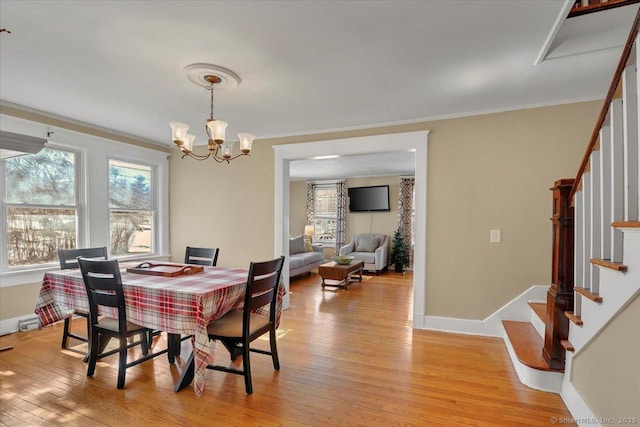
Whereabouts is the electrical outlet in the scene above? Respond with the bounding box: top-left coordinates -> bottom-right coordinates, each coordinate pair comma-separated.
490,229 -> 501,243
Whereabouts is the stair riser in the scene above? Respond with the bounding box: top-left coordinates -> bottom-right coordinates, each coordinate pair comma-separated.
503,334 -> 563,393
530,309 -> 545,339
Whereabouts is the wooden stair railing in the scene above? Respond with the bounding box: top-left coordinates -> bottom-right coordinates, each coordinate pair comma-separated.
569,8 -> 640,202
568,0 -> 639,18
544,8 -> 640,370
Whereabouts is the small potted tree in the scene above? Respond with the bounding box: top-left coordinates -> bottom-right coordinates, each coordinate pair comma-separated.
390,228 -> 410,273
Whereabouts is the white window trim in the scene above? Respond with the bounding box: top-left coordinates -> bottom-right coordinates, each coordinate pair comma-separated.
0,114 -> 170,288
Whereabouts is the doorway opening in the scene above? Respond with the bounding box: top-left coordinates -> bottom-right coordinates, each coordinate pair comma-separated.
274,131 -> 429,328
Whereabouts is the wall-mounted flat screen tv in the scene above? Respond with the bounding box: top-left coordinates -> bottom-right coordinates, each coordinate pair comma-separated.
348,185 -> 390,212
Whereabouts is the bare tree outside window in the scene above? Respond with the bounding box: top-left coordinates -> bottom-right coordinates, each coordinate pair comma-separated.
109,160 -> 154,256
4,148 -> 78,266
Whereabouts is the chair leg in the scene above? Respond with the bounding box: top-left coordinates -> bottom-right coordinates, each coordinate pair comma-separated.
117,337 -> 127,389
269,328 -> 280,370
140,331 -> 149,356
61,317 -> 71,349
84,315 -> 91,341
243,342 -> 253,395
167,333 -> 180,364
86,330 -> 99,377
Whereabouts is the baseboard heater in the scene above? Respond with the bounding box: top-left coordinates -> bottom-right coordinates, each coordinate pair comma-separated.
18,317 -> 40,332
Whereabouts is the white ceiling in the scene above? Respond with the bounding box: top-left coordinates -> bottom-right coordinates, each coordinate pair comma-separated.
1,1 -> 637,180
289,150 -> 416,181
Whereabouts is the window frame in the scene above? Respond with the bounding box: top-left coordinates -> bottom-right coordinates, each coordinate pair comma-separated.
312,183 -> 338,246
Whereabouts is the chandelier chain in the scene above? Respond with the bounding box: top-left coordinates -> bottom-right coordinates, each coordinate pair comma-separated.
209,84 -> 215,120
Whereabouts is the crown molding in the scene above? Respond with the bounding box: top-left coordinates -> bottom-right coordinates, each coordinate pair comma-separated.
0,101 -> 170,153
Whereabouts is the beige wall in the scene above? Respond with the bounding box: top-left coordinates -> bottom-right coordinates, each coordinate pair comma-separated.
572,295 -> 640,419
169,138 -> 276,268
0,282 -> 41,321
290,176 -> 402,240
344,176 -> 401,240
289,176 -> 402,260
170,100 -> 601,320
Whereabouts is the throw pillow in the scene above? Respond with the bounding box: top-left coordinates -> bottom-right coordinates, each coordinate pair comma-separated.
289,235 -> 306,255
355,235 -> 380,252
304,240 -> 314,252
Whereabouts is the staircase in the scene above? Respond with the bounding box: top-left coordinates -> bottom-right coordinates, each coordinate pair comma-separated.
502,6 -> 640,414
568,0 -> 640,18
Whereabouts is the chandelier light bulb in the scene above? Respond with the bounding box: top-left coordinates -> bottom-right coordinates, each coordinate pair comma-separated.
237,133 -> 255,154
206,120 -> 228,144
221,141 -> 234,159
169,122 -> 190,145
183,134 -> 196,153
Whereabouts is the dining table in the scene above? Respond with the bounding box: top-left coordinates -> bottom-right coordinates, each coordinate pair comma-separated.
34,260 -> 283,397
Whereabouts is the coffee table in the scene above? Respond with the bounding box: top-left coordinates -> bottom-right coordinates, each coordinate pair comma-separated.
318,260 -> 364,290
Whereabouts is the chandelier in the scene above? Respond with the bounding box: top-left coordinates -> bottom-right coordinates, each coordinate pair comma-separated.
170,64 -> 254,163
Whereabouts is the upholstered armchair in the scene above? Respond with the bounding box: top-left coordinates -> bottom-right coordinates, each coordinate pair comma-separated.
339,233 -> 390,273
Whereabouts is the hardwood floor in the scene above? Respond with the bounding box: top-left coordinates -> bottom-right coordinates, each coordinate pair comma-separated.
0,271 -> 575,426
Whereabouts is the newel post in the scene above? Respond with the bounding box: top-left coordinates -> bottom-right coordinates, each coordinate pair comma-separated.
543,179 -> 575,369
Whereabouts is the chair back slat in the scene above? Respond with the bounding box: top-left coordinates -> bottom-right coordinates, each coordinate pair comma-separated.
58,247 -> 107,270
243,256 -> 285,326
248,289 -> 274,311
251,272 -> 279,295
250,258 -> 282,277
184,246 -> 219,266
78,258 -> 127,328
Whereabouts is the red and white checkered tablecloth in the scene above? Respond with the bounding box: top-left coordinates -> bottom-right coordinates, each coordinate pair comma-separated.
35,261 -> 283,397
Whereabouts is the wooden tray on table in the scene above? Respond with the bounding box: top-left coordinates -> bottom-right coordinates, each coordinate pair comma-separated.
126,262 -> 204,277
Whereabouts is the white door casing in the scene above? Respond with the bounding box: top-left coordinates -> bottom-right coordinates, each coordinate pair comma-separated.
273,131 -> 429,328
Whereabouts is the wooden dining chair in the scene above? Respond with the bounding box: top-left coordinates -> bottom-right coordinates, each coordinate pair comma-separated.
57,247 -> 108,351
205,256 -> 285,394
78,257 -> 163,389
184,246 -> 219,266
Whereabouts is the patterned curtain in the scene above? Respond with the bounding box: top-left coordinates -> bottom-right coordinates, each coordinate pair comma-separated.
397,177 -> 415,268
335,180 -> 347,251
306,182 -> 316,226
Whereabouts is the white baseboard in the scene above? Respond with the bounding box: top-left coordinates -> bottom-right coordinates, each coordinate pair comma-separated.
423,315 -> 486,335
422,285 -> 549,337
0,314 -> 41,336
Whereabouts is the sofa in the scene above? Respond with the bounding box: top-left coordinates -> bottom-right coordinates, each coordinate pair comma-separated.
289,235 -> 325,277
339,233 -> 390,273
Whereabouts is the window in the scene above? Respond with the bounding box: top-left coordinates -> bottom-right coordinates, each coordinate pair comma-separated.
1,116 -> 169,287
312,185 -> 337,243
2,147 -> 78,267
108,159 -> 154,256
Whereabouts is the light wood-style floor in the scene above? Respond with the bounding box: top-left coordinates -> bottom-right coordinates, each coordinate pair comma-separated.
0,271 -> 575,426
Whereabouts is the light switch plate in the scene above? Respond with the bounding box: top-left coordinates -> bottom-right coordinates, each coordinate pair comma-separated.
490,229 -> 501,243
